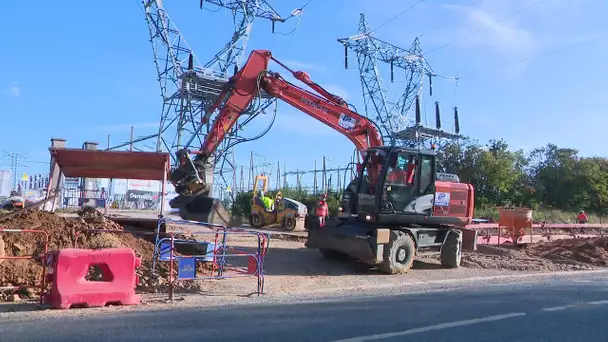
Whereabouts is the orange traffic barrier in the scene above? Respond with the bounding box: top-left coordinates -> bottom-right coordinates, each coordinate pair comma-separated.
44,248 -> 141,309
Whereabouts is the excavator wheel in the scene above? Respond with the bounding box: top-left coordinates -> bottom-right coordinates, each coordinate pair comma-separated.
440,229 -> 463,268
250,213 -> 264,228
378,230 -> 416,274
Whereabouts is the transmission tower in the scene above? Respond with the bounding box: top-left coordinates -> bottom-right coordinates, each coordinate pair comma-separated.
138,0 -> 290,202
1,151 -> 26,191
338,13 -> 460,148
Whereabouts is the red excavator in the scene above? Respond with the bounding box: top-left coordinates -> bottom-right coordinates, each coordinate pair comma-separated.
169,50 -> 475,274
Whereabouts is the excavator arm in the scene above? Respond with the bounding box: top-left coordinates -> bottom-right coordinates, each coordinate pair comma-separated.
172,50 -> 383,196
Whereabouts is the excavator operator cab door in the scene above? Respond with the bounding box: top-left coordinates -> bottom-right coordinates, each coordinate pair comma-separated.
356,148 -> 437,220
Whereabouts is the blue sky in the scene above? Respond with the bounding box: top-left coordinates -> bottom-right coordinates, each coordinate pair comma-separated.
1,0 -> 606,187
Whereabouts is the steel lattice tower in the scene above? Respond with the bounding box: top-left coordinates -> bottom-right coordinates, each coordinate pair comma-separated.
140,0 -> 282,202
338,13 -> 459,148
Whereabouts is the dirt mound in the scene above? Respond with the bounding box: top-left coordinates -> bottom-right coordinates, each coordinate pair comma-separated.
0,208 -> 204,300
525,237 -> 608,266
462,237 -> 608,272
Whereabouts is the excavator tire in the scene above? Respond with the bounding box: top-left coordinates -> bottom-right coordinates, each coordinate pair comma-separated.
440,229 -> 463,268
169,195 -> 231,226
378,230 -> 416,274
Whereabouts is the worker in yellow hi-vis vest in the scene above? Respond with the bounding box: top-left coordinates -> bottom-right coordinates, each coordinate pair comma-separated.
259,191 -> 274,211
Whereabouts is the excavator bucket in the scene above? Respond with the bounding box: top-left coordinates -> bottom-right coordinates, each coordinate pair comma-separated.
169,194 -> 232,226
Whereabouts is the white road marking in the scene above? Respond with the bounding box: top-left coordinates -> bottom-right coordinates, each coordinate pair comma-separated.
333,312 -> 526,342
541,300 -> 608,312
541,306 -> 569,312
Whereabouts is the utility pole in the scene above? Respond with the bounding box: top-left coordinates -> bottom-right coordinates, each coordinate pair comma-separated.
1,151 -> 27,191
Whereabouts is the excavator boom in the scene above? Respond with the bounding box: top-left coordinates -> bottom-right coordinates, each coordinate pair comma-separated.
200,50 -> 381,160
168,50 -> 384,224
171,50 -> 383,198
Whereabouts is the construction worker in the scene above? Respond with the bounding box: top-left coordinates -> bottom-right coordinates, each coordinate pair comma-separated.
259,190 -> 274,211
577,210 -> 589,234
315,193 -> 329,227
387,155 -> 416,186
386,154 -> 407,184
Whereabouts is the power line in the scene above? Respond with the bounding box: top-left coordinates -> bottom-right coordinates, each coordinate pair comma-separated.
427,0 -> 549,54
368,0 -> 427,34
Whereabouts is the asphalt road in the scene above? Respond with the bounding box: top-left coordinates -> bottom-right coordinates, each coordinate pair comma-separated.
1,273 -> 607,341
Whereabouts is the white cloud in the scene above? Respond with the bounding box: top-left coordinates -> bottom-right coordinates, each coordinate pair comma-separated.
273,110 -> 336,137
321,84 -> 349,101
442,4 -> 537,59
6,82 -> 21,97
279,60 -> 327,74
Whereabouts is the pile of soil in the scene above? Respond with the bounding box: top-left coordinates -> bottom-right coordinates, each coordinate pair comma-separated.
0,208 -> 207,301
462,236 -> 608,271
525,236 -> 608,266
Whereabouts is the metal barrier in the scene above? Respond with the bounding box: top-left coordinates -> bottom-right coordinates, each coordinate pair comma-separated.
0,228 -> 49,304
153,218 -> 270,299
470,223 -> 607,245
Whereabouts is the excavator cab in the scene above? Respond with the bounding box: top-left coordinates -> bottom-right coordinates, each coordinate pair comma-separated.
354,146 -> 472,227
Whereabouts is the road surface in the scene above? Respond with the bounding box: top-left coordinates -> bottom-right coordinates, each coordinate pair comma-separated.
1,272 -> 607,341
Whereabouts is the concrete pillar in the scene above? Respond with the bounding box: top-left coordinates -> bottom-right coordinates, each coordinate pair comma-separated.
82,141 -> 98,192
80,142 -> 99,208
45,138 -> 66,211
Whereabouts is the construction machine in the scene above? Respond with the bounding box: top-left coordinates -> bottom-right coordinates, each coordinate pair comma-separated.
169,50 -> 474,273
250,174 -> 307,231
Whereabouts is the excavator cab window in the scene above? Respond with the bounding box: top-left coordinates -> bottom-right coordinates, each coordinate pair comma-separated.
418,154 -> 435,196
359,150 -> 385,196
382,152 -> 419,212
357,150 -> 386,215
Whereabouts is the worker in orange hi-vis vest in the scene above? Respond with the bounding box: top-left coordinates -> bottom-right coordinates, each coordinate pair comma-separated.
315,193 -> 329,227
577,210 -> 589,234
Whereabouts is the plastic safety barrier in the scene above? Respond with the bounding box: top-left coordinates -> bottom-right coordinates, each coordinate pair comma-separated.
44,248 -> 141,309
153,218 -> 270,299
0,228 -> 49,304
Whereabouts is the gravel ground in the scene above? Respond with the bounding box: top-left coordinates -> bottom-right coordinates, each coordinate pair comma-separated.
4,210 -> 608,318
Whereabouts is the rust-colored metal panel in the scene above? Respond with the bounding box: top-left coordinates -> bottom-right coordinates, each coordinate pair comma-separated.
49,148 -> 171,181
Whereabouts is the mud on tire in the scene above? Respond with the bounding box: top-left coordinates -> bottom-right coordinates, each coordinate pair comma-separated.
379,230 -> 416,274
440,229 -> 463,268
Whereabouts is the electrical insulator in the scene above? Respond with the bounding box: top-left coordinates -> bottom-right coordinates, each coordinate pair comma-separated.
454,107 -> 460,134
415,95 -> 421,125
344,45 -> 348,69
435,101 -> 441,130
